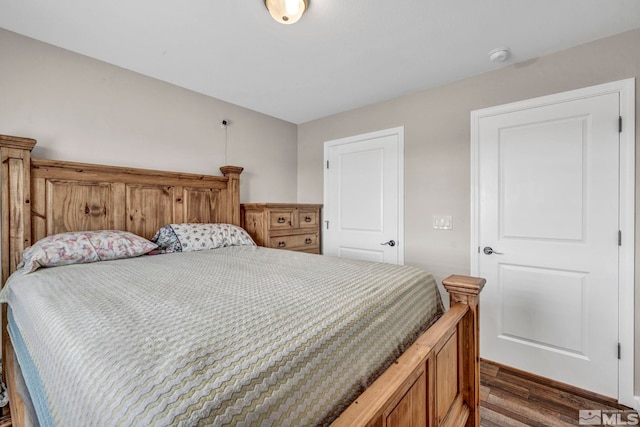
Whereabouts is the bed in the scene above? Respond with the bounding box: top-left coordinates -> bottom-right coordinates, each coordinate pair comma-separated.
0,134 -> 485,427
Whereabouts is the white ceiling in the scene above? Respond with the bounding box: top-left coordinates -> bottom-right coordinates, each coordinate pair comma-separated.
2,0 -> 640,124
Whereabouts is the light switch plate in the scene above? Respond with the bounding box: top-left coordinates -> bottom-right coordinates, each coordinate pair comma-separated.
433,215 -> 453,230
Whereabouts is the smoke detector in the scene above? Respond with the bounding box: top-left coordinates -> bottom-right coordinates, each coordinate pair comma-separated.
489,48 -> 510,63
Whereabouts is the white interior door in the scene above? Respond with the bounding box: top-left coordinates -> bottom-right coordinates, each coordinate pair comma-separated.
474,91 -> 622,398
323,127 -> 404,264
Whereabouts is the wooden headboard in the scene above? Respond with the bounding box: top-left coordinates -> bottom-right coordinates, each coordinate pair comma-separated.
0,134 -> 243,284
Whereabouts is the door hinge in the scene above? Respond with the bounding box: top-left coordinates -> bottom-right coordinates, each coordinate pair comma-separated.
325,220 -> 329,230
618,343 -> 621,360
618,230 -> 622,246
619,116 -> 622,133
326,160 -> 329,169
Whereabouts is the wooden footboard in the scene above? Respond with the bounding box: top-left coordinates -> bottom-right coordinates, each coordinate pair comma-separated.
332,275 -> 485,427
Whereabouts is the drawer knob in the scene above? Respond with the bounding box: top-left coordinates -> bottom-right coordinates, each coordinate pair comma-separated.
278,241 -> 286,247
304,216 -> 312,222
277,217 -> 286,224
305,238 -> 312,244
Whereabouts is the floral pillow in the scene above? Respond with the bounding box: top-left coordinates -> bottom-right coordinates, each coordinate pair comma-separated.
151,224 -> 183,253
20,230 -> 157,273
151,223 -> 255,253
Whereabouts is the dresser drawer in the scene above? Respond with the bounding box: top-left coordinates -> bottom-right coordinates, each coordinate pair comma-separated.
269,233 -> 318,250
298,210 -> 319,228
241,203 -> 322,254
268,210 -> 295,229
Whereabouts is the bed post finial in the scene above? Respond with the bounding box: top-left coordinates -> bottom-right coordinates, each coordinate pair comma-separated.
220,166 -> 243,226
442,275 -> 485,427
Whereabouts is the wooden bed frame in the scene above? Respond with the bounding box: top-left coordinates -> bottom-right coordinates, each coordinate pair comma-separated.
0,134 -> 485,427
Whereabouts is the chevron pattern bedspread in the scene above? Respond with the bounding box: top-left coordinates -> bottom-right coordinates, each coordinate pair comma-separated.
1,246 -> 444,426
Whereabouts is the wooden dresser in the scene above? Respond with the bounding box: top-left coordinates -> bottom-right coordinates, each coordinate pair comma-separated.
241,203 -> 322,254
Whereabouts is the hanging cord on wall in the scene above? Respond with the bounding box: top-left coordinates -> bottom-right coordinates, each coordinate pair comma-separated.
221,119 -> 229,165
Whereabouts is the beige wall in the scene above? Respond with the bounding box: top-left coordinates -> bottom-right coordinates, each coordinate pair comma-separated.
298,28 -> 640,395
0,29 -> 298,203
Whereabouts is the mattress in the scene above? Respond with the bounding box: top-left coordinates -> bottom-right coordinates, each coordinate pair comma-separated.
0,246 -> 444,426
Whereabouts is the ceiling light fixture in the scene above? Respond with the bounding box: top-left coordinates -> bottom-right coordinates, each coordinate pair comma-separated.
264,0 -> 308,24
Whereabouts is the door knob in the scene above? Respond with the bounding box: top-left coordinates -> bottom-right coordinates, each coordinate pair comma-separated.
483,246 -> 504,255
381,240 -> 396,247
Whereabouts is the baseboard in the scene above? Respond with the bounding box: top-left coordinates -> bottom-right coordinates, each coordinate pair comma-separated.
634,396 -> 640,412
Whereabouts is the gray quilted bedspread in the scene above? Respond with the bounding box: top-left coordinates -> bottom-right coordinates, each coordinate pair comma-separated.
1,246 -> 444,426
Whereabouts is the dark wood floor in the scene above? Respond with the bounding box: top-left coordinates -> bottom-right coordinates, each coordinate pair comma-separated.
480,359 -> 634,426
0,360 -> 636,427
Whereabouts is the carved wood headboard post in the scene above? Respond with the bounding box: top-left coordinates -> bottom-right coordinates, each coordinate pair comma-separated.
0,135 -> 36,400
0,135 -> 36,285
219,166 -> 243,226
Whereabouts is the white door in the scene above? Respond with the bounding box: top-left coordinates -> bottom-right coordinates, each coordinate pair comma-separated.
474,91 -> 621,398
323,127 -> 404,264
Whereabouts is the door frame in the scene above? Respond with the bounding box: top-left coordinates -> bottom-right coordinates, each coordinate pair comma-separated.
323,126 -> 405,264
470,78 -> 635,406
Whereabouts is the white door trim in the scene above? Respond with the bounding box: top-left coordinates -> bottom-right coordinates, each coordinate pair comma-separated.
323,126 -> 405,264
470,78 -> 635,407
